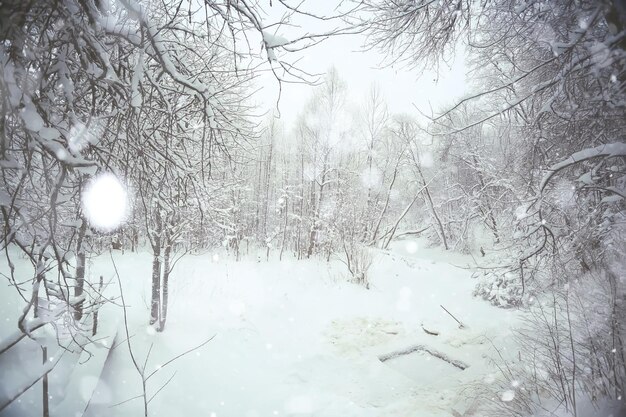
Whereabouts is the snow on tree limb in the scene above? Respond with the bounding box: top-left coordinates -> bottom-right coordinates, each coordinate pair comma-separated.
540,142 -> 626,192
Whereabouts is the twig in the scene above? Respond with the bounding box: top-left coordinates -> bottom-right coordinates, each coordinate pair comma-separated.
421,325 -> 440,336
440,304 -> 466,329
143,343 -> 154,373
147,371 -> 177,404
145,334 -> 216,381
108,394 -> 144,409
92,275 -> 104,336
110,252 -> 216,416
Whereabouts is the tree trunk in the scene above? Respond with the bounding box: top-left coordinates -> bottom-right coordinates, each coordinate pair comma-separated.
73,218 -> 87,321
150,246 -> 161,326
150,209 -> 162,326
131,227 -> 138,252
371,163 -> 399,244
382,192 -> 420,249
159,238 -> 172,332
416,164 -> 448,250
472,155 -> 500,243
92,275 -> 103,336
307,154 -> 329,258
306,182 -> 317,258
262,139 -> 273,240
279,197 -> 288,261
297,154 -> 305,259
254,158 -> 263,237
42,346 -> 49,417
306,176 -> 318,258
363,137 -> 375,239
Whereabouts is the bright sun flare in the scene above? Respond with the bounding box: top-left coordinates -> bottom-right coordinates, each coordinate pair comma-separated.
82,173 -> 128,231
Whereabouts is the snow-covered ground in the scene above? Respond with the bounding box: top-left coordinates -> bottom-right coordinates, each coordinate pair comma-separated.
1,239 -> 522,417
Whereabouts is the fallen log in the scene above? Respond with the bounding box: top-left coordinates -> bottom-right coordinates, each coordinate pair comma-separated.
379,344 -> 469,370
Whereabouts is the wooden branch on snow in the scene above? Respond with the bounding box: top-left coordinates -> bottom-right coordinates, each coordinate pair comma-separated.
421,325 -> 439,336
440,304 -> 466,329
378,344 -> 469,370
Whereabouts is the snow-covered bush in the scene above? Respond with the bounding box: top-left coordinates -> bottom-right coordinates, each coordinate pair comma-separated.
473,269 -> 526,308
340,242 -> 375,289
476,267 -> 626,417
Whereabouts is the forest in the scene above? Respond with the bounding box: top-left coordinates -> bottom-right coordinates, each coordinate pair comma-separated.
0,1 -> 625,416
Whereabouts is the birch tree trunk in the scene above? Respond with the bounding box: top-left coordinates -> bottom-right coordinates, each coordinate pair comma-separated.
73,218 -> 87,321
159,230 -> 172,332
149,209 -> 162,326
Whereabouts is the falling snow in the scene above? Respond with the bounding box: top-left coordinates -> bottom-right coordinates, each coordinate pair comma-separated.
1,2 -> 624,417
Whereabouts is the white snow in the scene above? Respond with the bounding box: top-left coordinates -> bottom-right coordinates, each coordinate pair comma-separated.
263,31 -> 289,48
500,389 -> 515,402
81,240 -> 518,416
39,127 -> 61,140
0,239 -> 523,417
68,122 -> 96,153
405,241 -> 419,254
0,189 -> 10,207
262,32 -> 290,61
20,102 -> 44,132
420,151 -> 434,168
361,167 -> 382,189
130,49 -> 145,108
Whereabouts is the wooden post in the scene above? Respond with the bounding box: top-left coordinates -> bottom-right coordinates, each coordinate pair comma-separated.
92,275 -> 104,336
42,346 -> 49,417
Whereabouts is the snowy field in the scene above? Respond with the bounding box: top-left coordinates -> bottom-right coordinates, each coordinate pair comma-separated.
0,239 -> 523,417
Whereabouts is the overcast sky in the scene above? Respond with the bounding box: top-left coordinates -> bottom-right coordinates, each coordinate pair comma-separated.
252,4 -> 468,129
